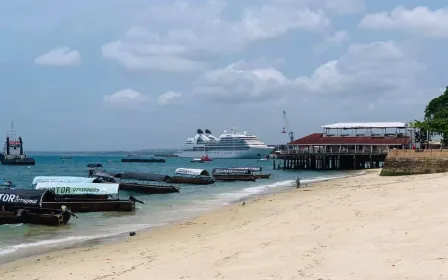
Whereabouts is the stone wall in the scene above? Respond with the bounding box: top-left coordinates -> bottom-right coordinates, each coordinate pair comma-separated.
381,149 -> 448,176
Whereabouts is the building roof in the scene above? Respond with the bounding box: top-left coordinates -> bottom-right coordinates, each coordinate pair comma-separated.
289,133 -> 410,145
321,122 -> 407,129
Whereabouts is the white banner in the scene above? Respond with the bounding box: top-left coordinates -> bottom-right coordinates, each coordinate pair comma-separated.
35,182 -> 119,195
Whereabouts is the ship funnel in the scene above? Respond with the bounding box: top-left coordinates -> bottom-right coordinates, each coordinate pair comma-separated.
197,129 -> 204,134
205,129 -> 211,134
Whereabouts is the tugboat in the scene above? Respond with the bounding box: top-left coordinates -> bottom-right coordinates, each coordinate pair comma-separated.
0,123 -> 35,166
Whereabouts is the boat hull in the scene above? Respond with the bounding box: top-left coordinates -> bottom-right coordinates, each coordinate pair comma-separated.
119,183 -> 179,194
254,173 -> 271,179
212,175 -> 256,182
169,176 -> 215,185
1,157 -> 35,166
178,147 -> 273,159
0,208 -> 71,226
42,200 -> 135,212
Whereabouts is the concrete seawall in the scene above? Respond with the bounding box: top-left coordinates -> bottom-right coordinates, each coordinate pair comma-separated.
381,149 -> 448,176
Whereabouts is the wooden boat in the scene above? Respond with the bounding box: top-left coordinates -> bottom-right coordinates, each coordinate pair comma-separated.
0,189 -> 76,226
34,182 -> 143,212
113,172 -> 179,194
170,168 -> 215,185
229,167 -> 271,179
211,168 -> 256,182
121,158 -> 166,163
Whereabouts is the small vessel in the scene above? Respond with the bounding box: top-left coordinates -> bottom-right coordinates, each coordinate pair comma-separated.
178,128 -> 273,159
190,155 -> 213,163
113,172 -> 179,194
229,167 -> 271,179
170,168 -> 215,185
211,168 -> 256,182
0,189 -> 76,226
121,156 -> 166,163
1,123 -> 35,166
91,171 -> 179,194
35,182 -> 143,212
0,179 -> 14,189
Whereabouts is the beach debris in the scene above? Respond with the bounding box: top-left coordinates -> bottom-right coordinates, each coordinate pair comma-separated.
129,231 -> 136,236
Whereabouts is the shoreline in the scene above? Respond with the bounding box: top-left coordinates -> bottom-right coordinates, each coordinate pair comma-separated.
0,170 -> 363,265
8,169 -> 448,279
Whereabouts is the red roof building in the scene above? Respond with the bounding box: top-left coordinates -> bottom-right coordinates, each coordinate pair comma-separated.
289,133 -> 410,146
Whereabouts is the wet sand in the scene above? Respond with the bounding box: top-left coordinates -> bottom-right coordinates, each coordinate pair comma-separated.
1,170 -> 448,279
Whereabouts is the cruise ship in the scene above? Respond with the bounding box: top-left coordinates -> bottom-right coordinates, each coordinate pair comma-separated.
178,128 -> 274,159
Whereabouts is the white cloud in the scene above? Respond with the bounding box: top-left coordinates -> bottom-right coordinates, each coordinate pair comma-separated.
34,46 -> 81,66
103,88 -> 150,109
194,41 -> 424,103
315,30 -> 349,51
359,6 -> 448,38
158,91 -> 182,105
101,41 -> 204,72
101,0 -> 330,72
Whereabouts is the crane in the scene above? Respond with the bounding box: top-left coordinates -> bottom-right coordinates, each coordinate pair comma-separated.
282,110 -> 294,143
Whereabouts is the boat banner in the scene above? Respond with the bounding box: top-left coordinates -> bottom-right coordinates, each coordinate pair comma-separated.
175,168 -> 208,176
229,167 -> 262,172
0,189 -> 44,207
212,168 -> 251,175
32,176 -> 96,185
35,182 -> 119,195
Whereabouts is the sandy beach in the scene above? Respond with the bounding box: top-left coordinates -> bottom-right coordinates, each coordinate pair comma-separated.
1,170 -> 448,279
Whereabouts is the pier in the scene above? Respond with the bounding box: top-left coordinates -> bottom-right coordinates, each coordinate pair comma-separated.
275,122 -> 412,171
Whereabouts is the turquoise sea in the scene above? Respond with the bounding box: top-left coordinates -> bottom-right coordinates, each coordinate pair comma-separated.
0,153 -> 352,263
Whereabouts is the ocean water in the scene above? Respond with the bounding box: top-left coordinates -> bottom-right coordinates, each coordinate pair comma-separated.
0,154 -> 351,262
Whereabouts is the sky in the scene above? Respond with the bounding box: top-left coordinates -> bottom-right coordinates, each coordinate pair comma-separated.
0,0 -> 447,151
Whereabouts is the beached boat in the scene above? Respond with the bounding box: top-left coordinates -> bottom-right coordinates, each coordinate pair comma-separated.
229,167 -> 271,179
34,182 -> 143,212
211,168 -> 256,182
113,172 -> 179,194
170,168 -> 215,185
0,189 -> 76,226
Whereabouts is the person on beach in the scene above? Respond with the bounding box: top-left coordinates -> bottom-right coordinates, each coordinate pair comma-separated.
295,177 -> 301,188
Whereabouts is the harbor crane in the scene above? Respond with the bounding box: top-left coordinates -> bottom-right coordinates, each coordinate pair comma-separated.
281,110 -> 294,143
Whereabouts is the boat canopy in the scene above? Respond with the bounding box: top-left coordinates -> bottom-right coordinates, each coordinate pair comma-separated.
32,176 -> 96,185
35,182 -> 120,195
212,168 -> 251,175
0,189 -> 53,208
92,170 -> 117,180
114,172 -> 171,182
87,163 -> 103,168
229,167 -> 262,172
175,168 -> 210,176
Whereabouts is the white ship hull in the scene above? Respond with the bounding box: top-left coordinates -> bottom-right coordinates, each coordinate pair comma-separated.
178,147 -> 273,159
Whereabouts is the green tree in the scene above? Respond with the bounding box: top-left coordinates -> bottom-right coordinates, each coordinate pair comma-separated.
416,86 -> 448,146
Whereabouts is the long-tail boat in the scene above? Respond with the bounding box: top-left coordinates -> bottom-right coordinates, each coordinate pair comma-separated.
33,176 -> 97,186
211,168 -> 256,182
0,189 -> 76,226
228,167 -> 271,179
112,172 -> 179,194
34,182 -> 143,212
170,168 -> 215,185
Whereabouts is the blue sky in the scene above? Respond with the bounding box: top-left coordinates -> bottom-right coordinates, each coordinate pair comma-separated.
0,0 -> 446,151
